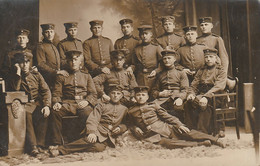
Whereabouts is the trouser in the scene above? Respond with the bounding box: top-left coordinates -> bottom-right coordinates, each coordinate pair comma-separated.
58,137 -> 110,155
26,104 -> 48,148
50,104 -> 93,145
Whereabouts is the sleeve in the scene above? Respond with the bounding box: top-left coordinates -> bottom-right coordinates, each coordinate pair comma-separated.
85,74 -> 98,106
83,40 -> 99,71
37,72 -> 52,107
128,72 -> 138,98
117,108 -> 128,134
154,45 -> 163,73
217,37 -> 229,74
131,48 -> 138,72
52,75 -> 64,104
8,73 -> 22,91
204,66 -> 226,98
151,74 -> 161,99
176,71 -> 189,100
114,39 -> 119,49
188,69 -> 203,95
57,42 -> 67,69
86,103 -> 103,134
93,73 -> 106,98
109,39 -> 114,52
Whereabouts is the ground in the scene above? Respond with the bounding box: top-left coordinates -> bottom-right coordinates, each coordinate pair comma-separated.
0,127 -> 258,166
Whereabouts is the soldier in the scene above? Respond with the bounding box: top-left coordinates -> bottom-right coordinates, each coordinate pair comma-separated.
93,49 -> 138,107
177,26 -> 207,82
132,25 -> 163,89
57,22 -> 83,69
83,20 -> 114,77
128,86 -> 225,149
151,49 -> 189,121
197,17 -> 229,75
9,52 -> 51,156
156,16 -> 185,50
50,50 -> 97,147
49,84 -> 128,157
36,23 -> 69,90
114,19 -> 140,75
185,48 -> 226,136
1,29 -> 33,82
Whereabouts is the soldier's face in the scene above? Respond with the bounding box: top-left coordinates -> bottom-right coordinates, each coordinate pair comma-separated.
121,24 -> 133,36
200,23 -> 213,34
163,22 -> 175,33
185,31 -> 197,44
91,25 -> 103,37
19,61 -> 30,74
109,90 -> 123,103
67,28 -> 78,38
16,35 -> 29,48
112,58 -> 125,69
140,31 -> 153,43
68,55 -> 82,71
135,92 -> 149,104
205,54 -> 217,66
163,55 -> 176,67
43,29 -> 55,41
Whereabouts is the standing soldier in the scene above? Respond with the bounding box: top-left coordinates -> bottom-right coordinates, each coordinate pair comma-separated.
93,49 -> 138,107
9,52 -> 51,156
36,23 -> 69,90
133,25 -> 163,90
197,17 -> 229,75
83,20 -> 114,77
57,22 -> 83,69
156,16 -> 185,50
50,50 -> 97,147
177,26 -> 206,82
114,19 -> 140,75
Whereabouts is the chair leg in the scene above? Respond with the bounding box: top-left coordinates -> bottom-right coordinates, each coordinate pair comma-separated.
235,112 -> 240,139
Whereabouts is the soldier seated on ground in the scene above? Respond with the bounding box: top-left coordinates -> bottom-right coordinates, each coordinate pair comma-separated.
128,86 -> 225,149
93,49 -> 138,107
151,49 -> 188,121
8,52 -> 51,156
49,50 -> 97,147
49,84 -> 128,157
184,48 -> 226,137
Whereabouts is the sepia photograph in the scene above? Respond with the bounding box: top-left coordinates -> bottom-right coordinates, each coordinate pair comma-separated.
0,0 -> 259,165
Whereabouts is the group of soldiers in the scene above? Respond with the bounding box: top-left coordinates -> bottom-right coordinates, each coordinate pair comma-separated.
0,15 -> 231,157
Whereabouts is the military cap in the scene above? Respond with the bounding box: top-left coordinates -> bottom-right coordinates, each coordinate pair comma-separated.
119,19 -> 133,25
15,29 -> 30,36
110,49 -> 127,60
40,23 -> 55,31
161,48 -> 180,62
65,50 -> 82,60
134,86 -> 149,93
198,17 -> 213,24
64,22 -> 78,29
14,52 -> 33,63
203,48 -> 218,56
160,16 -> 175,23
89,20 -> 103,27
137,25 -> 153,31
108,84 -> 124,92
182,26 -> 197,33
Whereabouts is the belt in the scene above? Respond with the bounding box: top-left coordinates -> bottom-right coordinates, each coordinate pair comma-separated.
101,123 -> 113,130
65,96 -> 84,100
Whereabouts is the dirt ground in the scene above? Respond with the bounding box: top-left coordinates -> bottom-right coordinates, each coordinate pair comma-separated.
0,127 -> 259,166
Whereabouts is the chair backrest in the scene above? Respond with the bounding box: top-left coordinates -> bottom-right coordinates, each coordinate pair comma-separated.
226,77 -> 238,92
0,78 -> 5,93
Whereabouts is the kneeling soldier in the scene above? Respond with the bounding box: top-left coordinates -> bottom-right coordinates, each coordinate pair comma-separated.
50,50 -> 97,146
49,84 -> 128,156
128,86 -> 225,149
9,52 -> 51,156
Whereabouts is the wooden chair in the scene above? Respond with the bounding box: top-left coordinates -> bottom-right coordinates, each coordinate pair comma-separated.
212,77 -> 240,139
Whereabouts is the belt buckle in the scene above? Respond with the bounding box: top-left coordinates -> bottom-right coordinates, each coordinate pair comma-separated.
143,68 -> 148,72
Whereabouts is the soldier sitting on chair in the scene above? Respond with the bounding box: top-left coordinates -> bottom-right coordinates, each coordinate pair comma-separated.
93,49 -> 138,107
9,52 -> 51,156
128,86 -> 225,149
49,84 -> 128,157
49,50 -> 97,147
185,48 -> 226,137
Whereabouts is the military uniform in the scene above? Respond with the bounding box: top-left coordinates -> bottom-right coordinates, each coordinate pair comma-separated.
156,33 -> 186,50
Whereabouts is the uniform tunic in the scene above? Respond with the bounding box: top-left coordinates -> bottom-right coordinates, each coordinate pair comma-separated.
197,33 -> 229,74
114,35 -> 140,67
83,36 -> 114,76
156,32 -> 186,50
132,42 -> 163,88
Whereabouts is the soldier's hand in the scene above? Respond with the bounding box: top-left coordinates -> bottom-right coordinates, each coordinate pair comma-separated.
126,67 -> 133,76
57,70 -> 69,77
101,94 -> 110,102
178,126 -> 190,134
112,127 -> 121,135
101,67 -> 110,74
135,127 -> 144,136
14,63 -> 21,76
147,70 -> 156,78
87,133 -> 97,143
159,90 -> 171,98
174,98 -> 183,106
53,103 -> 62,111
41,106 -> 50,118
183,68 -> 193,75
199,97 -> 208,107
78,100 -> 89,109
187,94 -> 195,101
